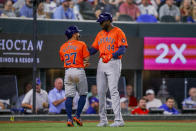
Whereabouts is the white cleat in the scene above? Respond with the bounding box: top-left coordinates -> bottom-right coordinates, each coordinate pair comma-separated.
97,122 -> 108,127
109,121 -> 124,127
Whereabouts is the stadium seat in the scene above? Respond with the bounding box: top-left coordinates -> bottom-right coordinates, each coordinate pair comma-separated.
118,14 -> 134,21
160,15 -> 176,22
136,14 -> 157,23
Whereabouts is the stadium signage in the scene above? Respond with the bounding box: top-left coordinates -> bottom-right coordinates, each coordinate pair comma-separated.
0,39 -> 43,51
0,38 -> 44,65
144,37 -> 196,70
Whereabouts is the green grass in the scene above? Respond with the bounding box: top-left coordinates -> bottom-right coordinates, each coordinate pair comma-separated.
0,121 -> 196,131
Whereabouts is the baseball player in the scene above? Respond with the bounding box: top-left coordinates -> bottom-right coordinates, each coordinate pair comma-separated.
59,25 -> 90,127
89,12 -> 128,127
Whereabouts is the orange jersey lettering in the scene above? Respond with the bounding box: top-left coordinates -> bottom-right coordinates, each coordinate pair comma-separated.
92,27 -> 128,59
59,40 -> 90,68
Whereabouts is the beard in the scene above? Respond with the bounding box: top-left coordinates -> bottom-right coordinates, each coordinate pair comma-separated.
76,34 -> 80,40
102,24 -> 109,31
63,4 -> 69,9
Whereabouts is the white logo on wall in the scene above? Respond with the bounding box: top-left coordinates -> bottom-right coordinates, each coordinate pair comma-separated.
0,39 -> 43,64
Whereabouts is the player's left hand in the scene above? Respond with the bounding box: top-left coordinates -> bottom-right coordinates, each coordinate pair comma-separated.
102,54 -> 113,63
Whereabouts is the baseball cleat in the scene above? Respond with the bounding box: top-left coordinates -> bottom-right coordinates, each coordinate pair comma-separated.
109,121 -> 124,127
96,122 -> 108,127
67,119 -> 74,127
73,116 -> 83,126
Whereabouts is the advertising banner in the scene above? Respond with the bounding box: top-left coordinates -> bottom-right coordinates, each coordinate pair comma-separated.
144,37 -> 196,70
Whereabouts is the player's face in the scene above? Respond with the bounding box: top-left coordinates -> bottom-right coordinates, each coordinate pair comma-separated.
100,20 -> 110,31
75,33 -> 80,40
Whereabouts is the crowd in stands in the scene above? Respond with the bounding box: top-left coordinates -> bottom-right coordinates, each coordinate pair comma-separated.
0,0 -> 196,22
1,76 -> 196,115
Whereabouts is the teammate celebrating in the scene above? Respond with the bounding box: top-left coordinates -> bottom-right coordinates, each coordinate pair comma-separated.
59,25 -> 90,127
89,12 -> 128,127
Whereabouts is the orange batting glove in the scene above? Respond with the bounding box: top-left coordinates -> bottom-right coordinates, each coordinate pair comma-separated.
102,54 -> 113,63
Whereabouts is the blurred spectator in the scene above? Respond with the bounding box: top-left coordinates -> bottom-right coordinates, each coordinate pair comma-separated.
86,96 -> 99,114
1,0 -> 16,17
37,2 -> 50,19
126,85 -> 137,110
72,0 -> 84,20
48,78 -> 66,114
55,0 -> 61,6
135,0 -> 161,10
159,0 -> 181,21
145,89 -> 162,109
151,0 -> 161,10
94,0 -> 118,19
180,0 -> 192,17
120,97 -> 129,114
22,78 -> 48,113
191,4 -> 196,21
53,0 -> 76,19
182,87 -> 196,109
159,96 -> 179,115
0,101 -> 5,109
43,0 -> 57,14
119,0 -> 140,20
19,0 -> 33,18
0,0 -> 6,4
180,0 -> 192,22
138,0 -> 158,18
15,82 -> 32,110
13,0 -> 25,13
192,0 -> 196,5
83,85 -> 98,111
76,0 -> 96,20
110,0 -> 124,8
0,99 -> 9,109
131,97 -> 149,115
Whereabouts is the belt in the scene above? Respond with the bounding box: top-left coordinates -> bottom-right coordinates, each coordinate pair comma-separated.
65,68 -> 83,70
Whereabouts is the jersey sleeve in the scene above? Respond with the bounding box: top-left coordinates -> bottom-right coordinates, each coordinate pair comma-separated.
117,29 -> 128,48
91,34 -> 99,50
59,47 -> 64,62
82,42 -> 90,58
